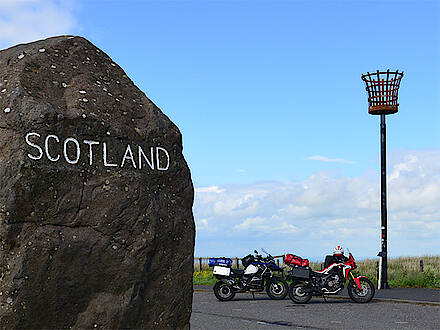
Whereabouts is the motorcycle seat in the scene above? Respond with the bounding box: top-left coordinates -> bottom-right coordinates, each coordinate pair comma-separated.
231,269 -> 244,275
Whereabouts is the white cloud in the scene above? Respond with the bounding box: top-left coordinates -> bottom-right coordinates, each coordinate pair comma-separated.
234,216 -> 298,235
388,150 -> 440,213
195,186 -> 225,193
307,155 -> 357,164
234,216 -> 265,230
194,150 -> 440,258
195,218 -> 216,232
0,0 -> 76,49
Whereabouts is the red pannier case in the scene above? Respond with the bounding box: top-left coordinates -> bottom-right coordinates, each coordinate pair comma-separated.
284,254 -> 309,267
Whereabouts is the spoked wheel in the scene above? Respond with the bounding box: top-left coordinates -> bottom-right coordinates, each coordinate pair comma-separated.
213,281 -> 236,301
266,279 -> 288,300
348,278 -> 375,303
288,282 -> 312,304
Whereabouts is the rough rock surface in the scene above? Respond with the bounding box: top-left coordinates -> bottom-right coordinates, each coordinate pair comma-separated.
0,36 -> 194,329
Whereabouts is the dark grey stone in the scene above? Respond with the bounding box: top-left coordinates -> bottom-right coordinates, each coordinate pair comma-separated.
0,36 -> 194,329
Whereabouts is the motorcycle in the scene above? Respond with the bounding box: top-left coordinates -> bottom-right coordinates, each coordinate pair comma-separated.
210,249 -> 288,301
287,249 -> 375,304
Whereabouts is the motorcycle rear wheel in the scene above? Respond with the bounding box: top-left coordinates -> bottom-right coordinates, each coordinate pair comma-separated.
213,281 -> 236,302
288,282 -> 312,304
266,279 -> 288,300
348,278 -> 375,303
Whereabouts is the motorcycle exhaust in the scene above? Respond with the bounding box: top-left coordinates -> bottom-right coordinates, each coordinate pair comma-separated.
321,287 -> 343,294
220,278 -> 235,286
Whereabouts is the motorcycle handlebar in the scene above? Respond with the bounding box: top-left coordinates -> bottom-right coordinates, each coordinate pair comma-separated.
261,256 -> 275,263
254,254 -> 274,263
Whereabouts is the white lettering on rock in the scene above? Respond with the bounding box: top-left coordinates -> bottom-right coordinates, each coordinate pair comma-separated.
156,147 -> 170,171
24,132 -> 170,172
103,142 -> 117,167
25,132 -> 43,160
83,140 -> 99,165
121,144 -> 137,168
45,134 -> 60,162
138,145 -> 154,170
63,137 -> 80,164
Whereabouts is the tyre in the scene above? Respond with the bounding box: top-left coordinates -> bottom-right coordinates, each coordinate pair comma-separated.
348,278 -> 375,303
266,279 -> 288,300
213,281 -> 236,301
288,282 -> 312,304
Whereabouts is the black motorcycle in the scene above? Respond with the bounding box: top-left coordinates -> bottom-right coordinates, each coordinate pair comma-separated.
210,250 -> 288,301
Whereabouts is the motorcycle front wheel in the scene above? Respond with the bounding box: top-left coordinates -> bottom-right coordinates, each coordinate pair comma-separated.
213,281 -> 236,301
348,278 -> 375,303
288,282 -> 312,304
266,279 -> 288,300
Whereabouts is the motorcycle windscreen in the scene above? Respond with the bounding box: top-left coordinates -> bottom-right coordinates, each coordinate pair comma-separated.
244,264 -> 259,275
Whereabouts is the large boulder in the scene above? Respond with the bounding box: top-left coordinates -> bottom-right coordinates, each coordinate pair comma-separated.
0,36 -> 195,329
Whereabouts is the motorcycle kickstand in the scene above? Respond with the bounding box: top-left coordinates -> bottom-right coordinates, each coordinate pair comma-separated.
252,292 -> 255,300
322,295 -> 328,303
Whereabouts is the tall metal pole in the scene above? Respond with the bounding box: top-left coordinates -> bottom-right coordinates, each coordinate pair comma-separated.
379,114 -> 389,289
362,70 -> 403,290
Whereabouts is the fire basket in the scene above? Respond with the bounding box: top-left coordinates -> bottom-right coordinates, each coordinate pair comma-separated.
361,70 -> 404,115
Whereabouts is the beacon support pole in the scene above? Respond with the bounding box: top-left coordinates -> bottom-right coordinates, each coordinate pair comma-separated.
379,114 -> 389,289
361,70 -> 404,290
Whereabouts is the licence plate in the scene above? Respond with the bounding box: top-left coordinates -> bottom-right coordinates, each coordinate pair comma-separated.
213,266 -> 231,276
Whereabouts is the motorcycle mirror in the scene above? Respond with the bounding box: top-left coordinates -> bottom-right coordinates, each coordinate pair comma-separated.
254,250 -> 258,254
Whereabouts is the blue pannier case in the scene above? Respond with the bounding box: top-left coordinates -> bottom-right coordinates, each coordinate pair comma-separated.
209,257 -> 232,267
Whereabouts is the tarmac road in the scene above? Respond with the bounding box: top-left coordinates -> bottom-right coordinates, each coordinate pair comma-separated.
191,287 -> 440,329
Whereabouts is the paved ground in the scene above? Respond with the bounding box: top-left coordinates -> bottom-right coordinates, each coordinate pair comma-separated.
194,285 -> 440,303
191,286 -> 440,329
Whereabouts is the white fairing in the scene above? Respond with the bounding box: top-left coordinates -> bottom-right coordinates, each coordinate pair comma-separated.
244,264 -> 258,275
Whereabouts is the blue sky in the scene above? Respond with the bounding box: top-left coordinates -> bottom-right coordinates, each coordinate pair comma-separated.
0,0 -> 439,260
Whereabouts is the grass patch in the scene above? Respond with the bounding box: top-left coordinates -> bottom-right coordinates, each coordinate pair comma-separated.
389,270 -> 440,288
193,270 -> 216,286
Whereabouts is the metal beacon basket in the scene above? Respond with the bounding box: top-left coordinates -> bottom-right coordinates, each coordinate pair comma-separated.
361,70 -> 404,115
